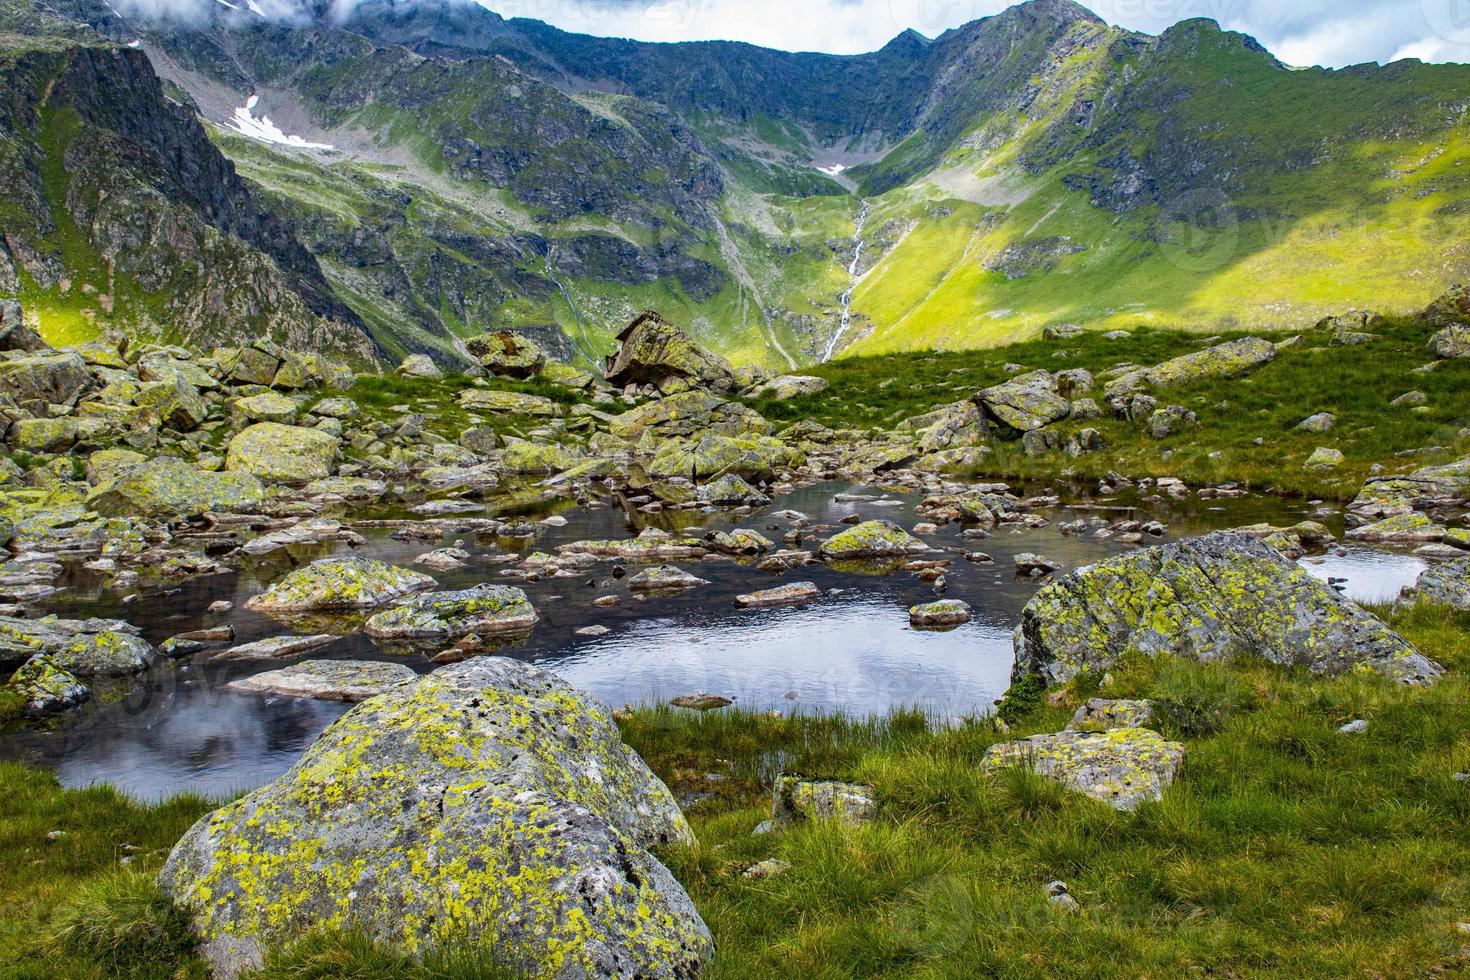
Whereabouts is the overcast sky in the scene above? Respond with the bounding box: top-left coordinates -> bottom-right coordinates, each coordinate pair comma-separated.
478,0 -> 1470,67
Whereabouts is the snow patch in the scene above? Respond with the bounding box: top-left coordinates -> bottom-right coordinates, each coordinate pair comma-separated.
229,95 -> 335,151
246,0 -> 267,16
215,0 -> 239,9
817,163 -> 847,176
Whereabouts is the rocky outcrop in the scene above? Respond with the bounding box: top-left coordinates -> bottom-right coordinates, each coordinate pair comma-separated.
363,584 -> 538,639
604,311 -> 735,394
1104,338 -> 1276,403
160,658 -> 710,978
1347,457 -> 1470,522
226,423 -> 340,484
1400,557 -> 1470,611
246,558 -> 436,614
87,457 -> 265,519
982,728 -> 1185,811
466,330 -> 546,378
1011,532 -> 1439,687
975,372 -> 1070,435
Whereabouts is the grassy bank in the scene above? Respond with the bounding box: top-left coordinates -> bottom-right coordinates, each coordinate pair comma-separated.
753,318 -> 1470,500
5,603 -> 1470,977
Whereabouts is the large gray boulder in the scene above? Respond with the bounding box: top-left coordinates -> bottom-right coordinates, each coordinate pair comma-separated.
87,457 -> 265,519
983,729 -> 1185,811
246,557 -> 435,614
1012,532 -> 1440,687
1401,557 -> 1470,611
363,584 -> 538,639
975,371 -> 1070,435
0,615 -> 157,675
159,658 -> 710,978
818,520 -> 930,560
0,350 -> 90,411
604,311 -> 736,394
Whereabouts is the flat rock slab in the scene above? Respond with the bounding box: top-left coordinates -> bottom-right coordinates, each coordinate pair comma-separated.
628,565 -> 710,592
735,582 -> 820,608
204,635 -> 339,663
1067,699 -> 1156,732
364,584 -> 538,639
225,660 -> 416,703
909,599 -> 972,628
983,728 -> 1185,811
246,557 -> 436,613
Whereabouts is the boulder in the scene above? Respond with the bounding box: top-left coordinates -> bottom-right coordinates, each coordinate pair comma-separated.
735,582 -> 820,608
466,331 -> 545,379
818,521 -> 930,560
7,417 -> 77,453
246,558 -> 435,614
159,658 -> 710,978
768,776 -> 876,828
559,529 -> 706,561
909,599 -> 972,628
1400,557 -> 1470,611
364,584 -> 538,639
396,354 -> 442,379
901,401 -> 988,453
88,457 -> 265,519
1066,698 -> 1156,732
0,615 -> 157,676
0,299 -> 45,352
627,565 -> 709,592
647,433 -> 795,481
1304,447 -> 1345,470
610,391 -> 772,441
7,654 -> 89,715
1429,325 -> 1470,359
1105,337 -> 1276,400
134,378 -> 208,431
234,392 -> 298,425
749,375 -> 829,400
1011,532 -> 1440,687
204,635 -> 339,663
975,372 -> 1070,435
1421,282 -> 1469,329
1345,512 -> 1445,543
227,423 -> 340,484
982,729 -> 1185,811
458,389 -> 559,416
707,529 -> 774,555
1297,412 -> 1336,433
224,660 -> 416,703
698,473 -> 770,506
498,440 -> 582,475
0,351 -> 90,411
603,311 -> 736,393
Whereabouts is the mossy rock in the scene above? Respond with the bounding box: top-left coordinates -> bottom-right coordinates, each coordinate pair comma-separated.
364,584 -> 538,639
818,520 -> 931,560
7,653 -> 89,715
235,391 -> 299,424
159,658 -> 709,978
7,417 -> 78,452
499,439 -> 583,475
227,422 -> 341,484
1401,557 -> 1470,611
983,728 -> 1185,811
133,378 -> 208,431
458,389 -> 558,416
1012,531 -> 1440,687
88,456 -> 265,519
246,557 -> 436,614
0,615 -> 157,676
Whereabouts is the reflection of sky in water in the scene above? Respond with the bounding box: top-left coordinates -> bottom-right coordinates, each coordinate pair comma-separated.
553,593 -> 1014,719
0,478 -> 1442,800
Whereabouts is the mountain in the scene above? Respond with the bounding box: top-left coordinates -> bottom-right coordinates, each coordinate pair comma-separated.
6,0 -> 1470,366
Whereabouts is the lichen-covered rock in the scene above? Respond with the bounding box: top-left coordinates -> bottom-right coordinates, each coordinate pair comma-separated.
1347,457 -> 1470,520
748,375 -> 828,399
646,433 -> 795,481
609,391 -> 771,440
908,400 -> 989,453
234,392 -> 299,425
1105,338 -> 1276,399
0,351 -> 90,411
0,299 -> 45,352
909,599 -> 972,628
698,473 -> 770,506
8,654 -> 89,715
498,440 -> 583,475
1297,412 -> 1337,433
982,728 -> 1185,811
818,520 -> 930,560
559,529 -> 706,561
627,565 -> 709,592
0,615 -> 158,676
247,558 -> 436,614
1066,699 -> 1156,732
7,417 -> 78,452
1304,447 -> 1345,470
159,658 -> 708,978
769,776 -> 877,827
1012,532 -> 1440,687
134,378 -> 208,431
458,389 -> 558,416
396,354 -> 442,379
466,331 -> 545,378
1344,512 -> 1445,543
225,660 -> 416,703
975,372 -> 1070,435
88,457 -> 265,519
227,423 -> 340,484
1401,557 -> 1470,611
364,584 -> 537,639
604,311 -> 735,393
708,529 -> 774,555
1430,325 -> 1470,360
734,582 -> 819,608
85,448 -> 147,485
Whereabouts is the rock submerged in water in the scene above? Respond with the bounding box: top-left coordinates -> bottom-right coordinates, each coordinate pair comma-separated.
627,565 -> 710,593
817,520 -> 930,560
245,557 -> 436,614
364,584 -> 538,638
8,654 -> 89,715
0,615 -> 157,676
160,658 -> 709,978
1011,531 -> 1440,687
909,599 -> 972,628
982,728 -> 1185,811
735,582 -> 820,608
224,659 -> 416,702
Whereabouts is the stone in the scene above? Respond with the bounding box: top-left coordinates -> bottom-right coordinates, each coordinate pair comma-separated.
310,397 -> 358,420
983,728 -> 1185,811
707,529 -> 774,555
559,529 -> 707,561
0,299 -> 45,351
749,375 -> 829,399
769,776 -> 877,827
7,417 -> 77,453
1297,412 -> 1337,433
365,584 -> 538,639
818,521 -> 930,560
1043,323 -> 1084,340
742,859 -> 792,880
902,400 -> 988,453
735,582 -> 820,608
604,311 -> 736,393
227,423 -> 340,484
160,659 -> 710,978
0,351 -> 90,411
458,425 -> 500,454
699,473 -> 770,506
0,615 -> 157,676
498,439 -> 582,475
627,565 -> 710,592
1305,447 -> 1345,470
647,433 -> 794,482
1012,531 -> 1440,687
1338,719 -> 1368,735
1345,512 -> 1445,543
1146,406 -> 1196,440
1429,325 -> 1470,359
85,448 -> 147,485
1014,553 -> 1061,577
458,389 -> 558,416
576,625 -> 611,637
1391,390 -> 1428,408
7,654 -> 89,715
246,558 -> 436,614
234,392 -> 299,425
669,692 -> 733,710
225,660 -> 416,702
87,457 -> 265,519
396,353 -> 442,379
203,635 -> 339,663
1066,699 -> 1156,732
303,477 -> 387,501
414,548 -> 469,571
909,599 -> 972,627
1104,337 -> 1276,399
466,331 -> 546,378
134,378 -> 208,431
975,372 -> 1070,435
1400,557 -> 1470,611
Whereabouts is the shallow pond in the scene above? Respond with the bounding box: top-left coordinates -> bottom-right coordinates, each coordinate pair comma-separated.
0,479 -> 1428,800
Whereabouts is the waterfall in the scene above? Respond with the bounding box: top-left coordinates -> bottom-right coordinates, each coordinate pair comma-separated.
544,247 -> 598,367
822,200 -> 871,363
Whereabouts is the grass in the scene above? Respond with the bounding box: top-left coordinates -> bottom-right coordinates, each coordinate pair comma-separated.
750,316 -> 1470,500
3,603 -> 1469,976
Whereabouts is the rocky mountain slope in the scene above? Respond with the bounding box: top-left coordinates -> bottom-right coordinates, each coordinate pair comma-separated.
7,0 -> 1470,366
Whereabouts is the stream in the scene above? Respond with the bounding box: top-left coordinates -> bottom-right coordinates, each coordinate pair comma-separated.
822,201 -> 872,362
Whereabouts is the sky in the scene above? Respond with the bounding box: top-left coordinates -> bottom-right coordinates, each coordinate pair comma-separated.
477,0 -> 1470,67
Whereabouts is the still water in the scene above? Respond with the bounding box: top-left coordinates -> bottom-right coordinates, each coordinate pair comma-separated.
0,480 -> 1427,799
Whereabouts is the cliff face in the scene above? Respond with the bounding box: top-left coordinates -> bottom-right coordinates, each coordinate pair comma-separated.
0,41 -> 377,359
